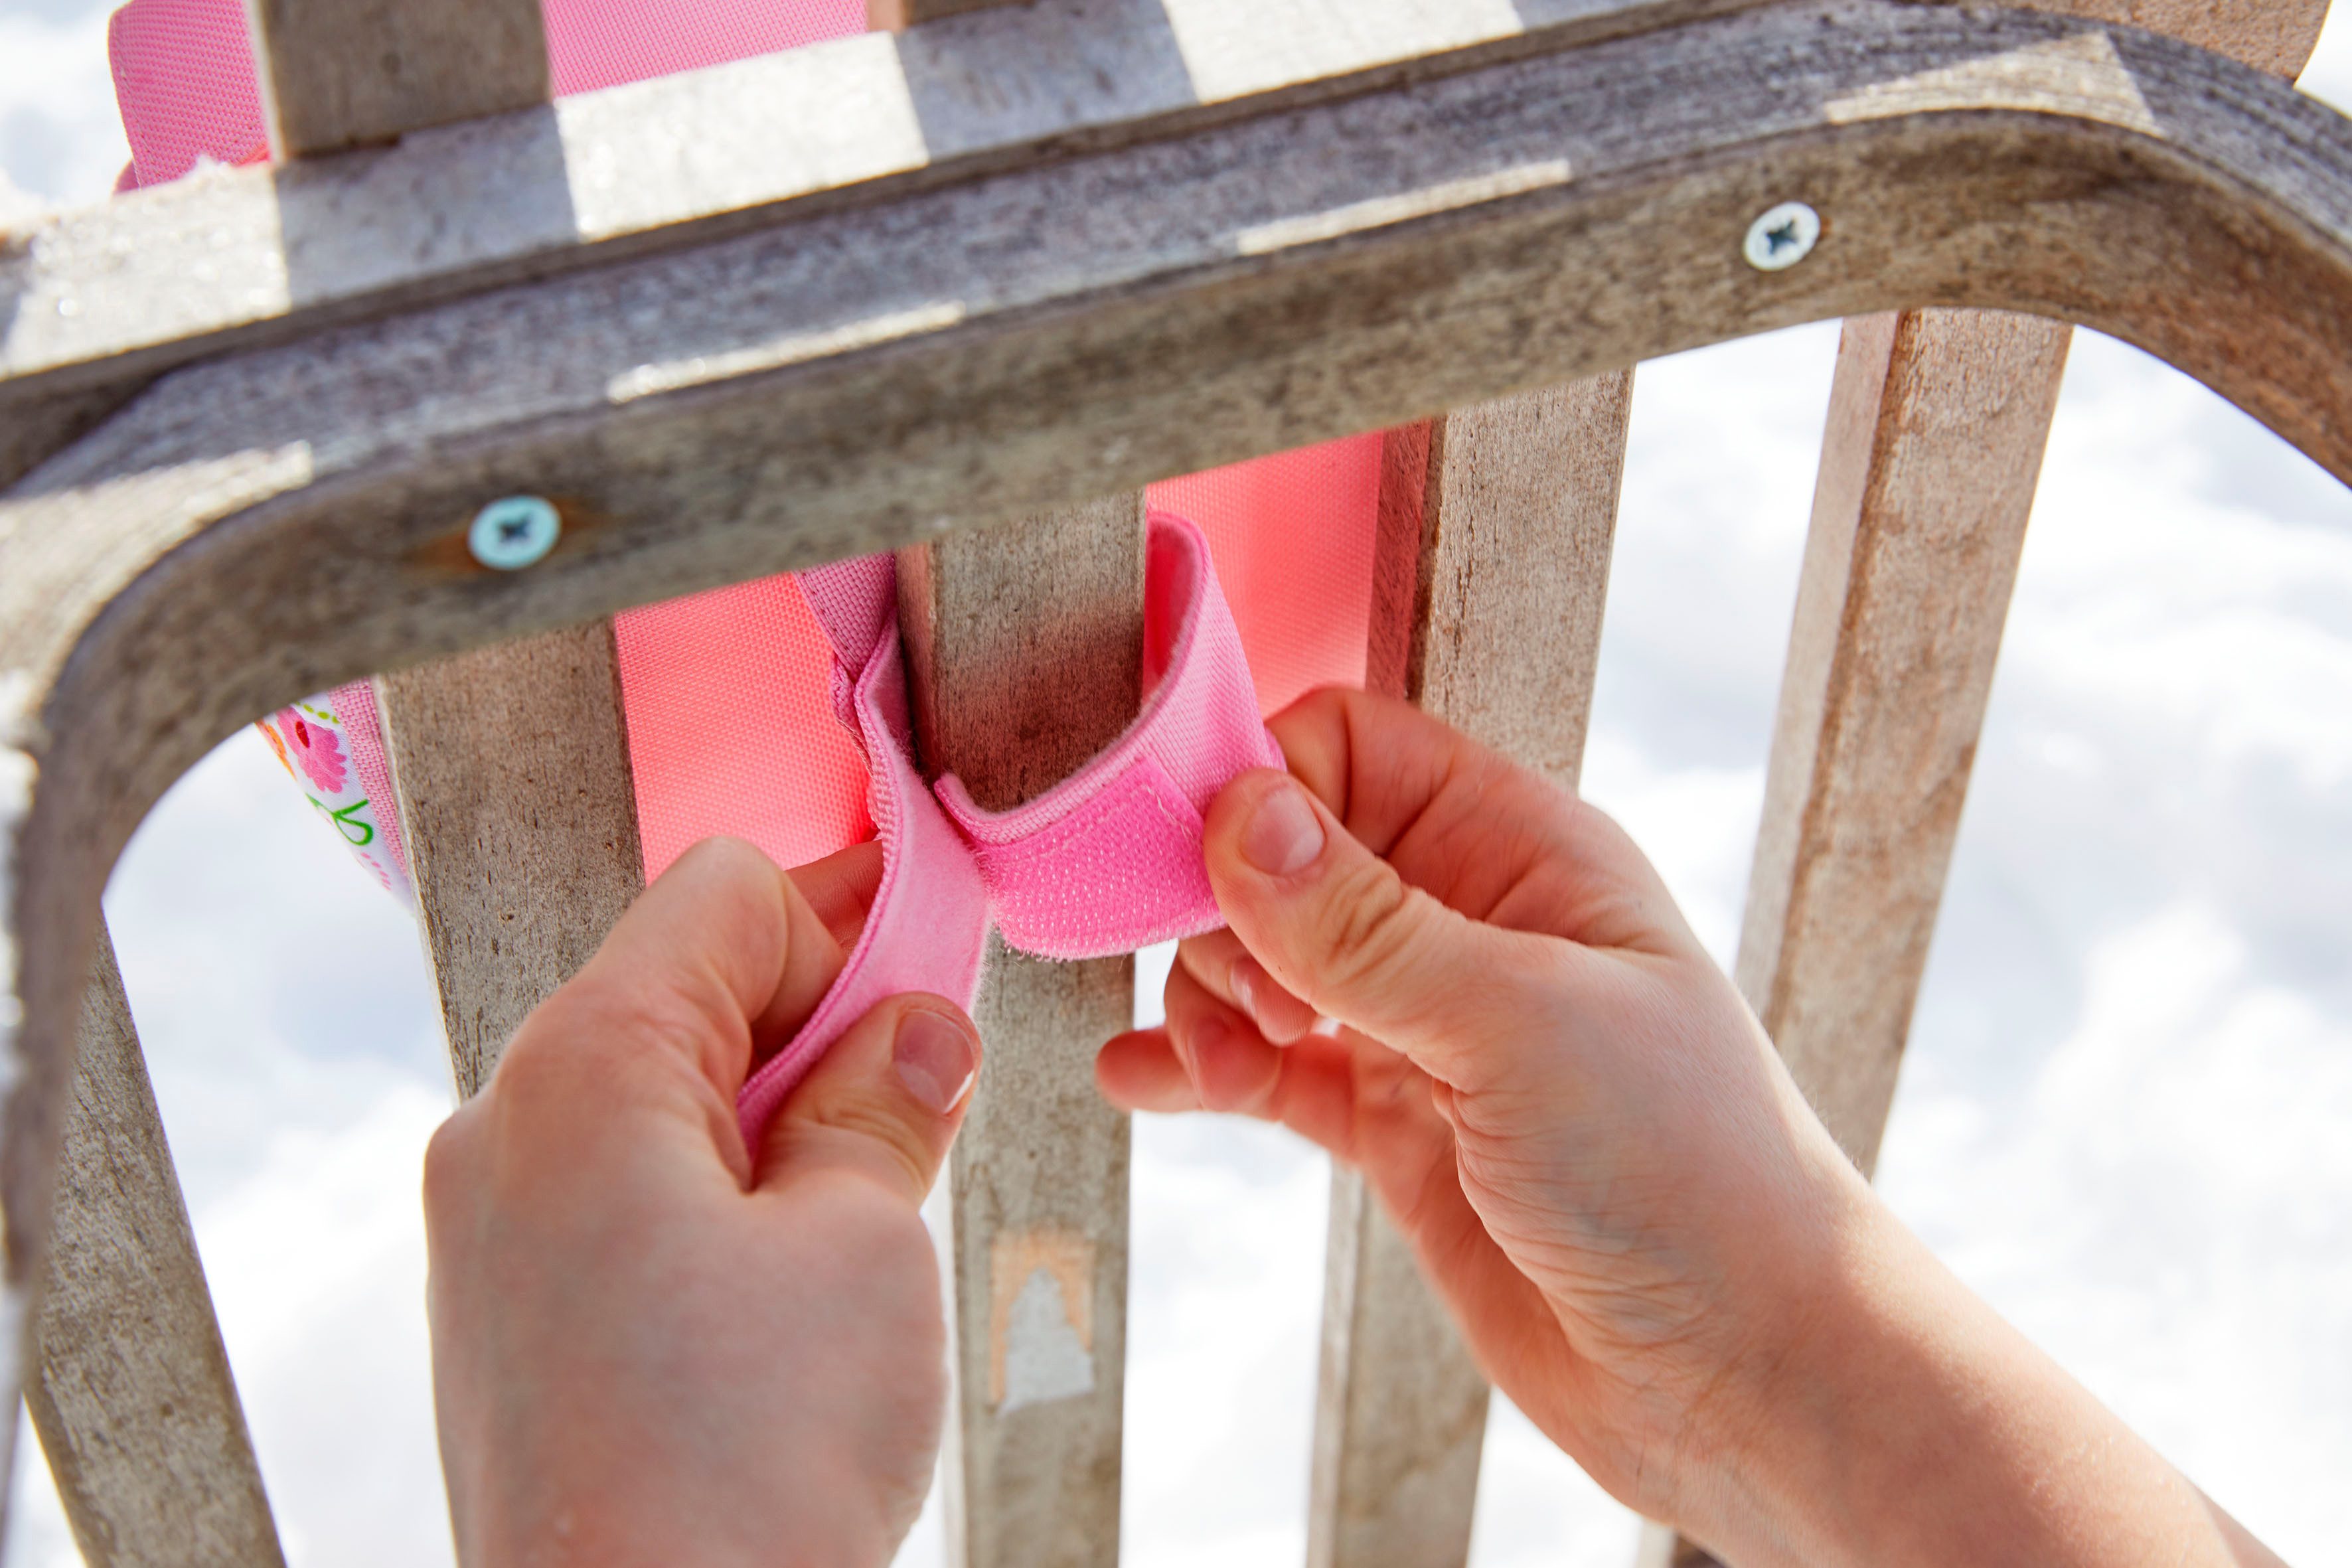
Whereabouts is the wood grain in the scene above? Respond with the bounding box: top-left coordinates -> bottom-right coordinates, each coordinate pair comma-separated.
1727,0 -> 2331,1184
900,497 -> 1146,1568
1315,374 -> 1632,1568
12,7 -> 2352,1510
868,0 -> 1034,29
3,0 -> 1774,406
248,0 -> 550,159
1753,307 -> 2068,1154
376,620 -> 645,1097
27,926 -> 283,1567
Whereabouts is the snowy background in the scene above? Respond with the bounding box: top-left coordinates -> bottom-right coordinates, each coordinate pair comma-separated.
5,2 -> 2351,1563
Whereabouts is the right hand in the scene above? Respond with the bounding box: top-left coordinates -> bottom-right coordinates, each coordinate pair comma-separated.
1098,688 -> 2268,1567
1099,688 -> 1870,1528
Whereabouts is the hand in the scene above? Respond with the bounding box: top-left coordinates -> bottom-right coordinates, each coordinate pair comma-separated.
1101,688 -> 2274,1567
424,836 -> 980,1568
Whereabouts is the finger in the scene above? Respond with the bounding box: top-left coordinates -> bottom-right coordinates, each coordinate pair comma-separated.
1202,767 -> 1556,1086
787,838 -> 886,952
1269,688 -> 1696,955
756,993 -> 981,1207
1163,959 -> 1285,1113
1096,1028 -> 1203,1113
506,836 -> 845,1109
1090,1017 -> 1572,1398
1097,1013 -> 1427,1174
1176,929 -> 1320,1045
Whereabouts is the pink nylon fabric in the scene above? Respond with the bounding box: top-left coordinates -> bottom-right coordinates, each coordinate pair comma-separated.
937,518 -> 1283,957
108,0 -> 1381,1132
736,514 -> 1279,1137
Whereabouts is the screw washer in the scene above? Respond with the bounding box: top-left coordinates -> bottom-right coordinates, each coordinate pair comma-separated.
1743,201 -> 1821,272
469,495 -> 563,570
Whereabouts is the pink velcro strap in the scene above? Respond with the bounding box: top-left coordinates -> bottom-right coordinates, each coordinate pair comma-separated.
736,511 -> 1279,1145
935,513 -> 1283,957
734,624 -> 991,1142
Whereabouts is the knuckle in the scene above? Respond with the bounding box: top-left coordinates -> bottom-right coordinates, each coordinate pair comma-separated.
421,1112 -> 481,1217
1311,858 -> 1433,992
795,1091 -> 935,1196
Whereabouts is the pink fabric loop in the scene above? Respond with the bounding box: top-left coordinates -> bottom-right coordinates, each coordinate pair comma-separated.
734,620 -> 991,1142
935,514 -> 1283,957
735,512 -> 1278,1144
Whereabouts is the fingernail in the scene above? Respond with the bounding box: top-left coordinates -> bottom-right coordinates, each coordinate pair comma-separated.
1241,779 -> 1324,875
895,1008 -> 977,1114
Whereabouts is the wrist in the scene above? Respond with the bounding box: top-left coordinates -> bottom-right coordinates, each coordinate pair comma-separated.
1673,1190 -> 2236,1568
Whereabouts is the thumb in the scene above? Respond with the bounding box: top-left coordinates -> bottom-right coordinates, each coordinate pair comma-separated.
1204,769 -> 1553,1085
755,994 -> 982,1206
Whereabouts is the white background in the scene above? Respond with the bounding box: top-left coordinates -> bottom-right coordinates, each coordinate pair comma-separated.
4,3 -> 2350,1563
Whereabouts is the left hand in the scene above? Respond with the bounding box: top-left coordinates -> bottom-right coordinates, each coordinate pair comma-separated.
424,835 -> 980,1568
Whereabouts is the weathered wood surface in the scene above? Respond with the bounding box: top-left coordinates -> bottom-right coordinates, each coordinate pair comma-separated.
1,0 -> 1776,404
12,7 -> 2352,1517
1645,1 -> 2327,1554
868,0 -> 1030,31
376,621 -> 645,1097
899,497 -> 1146,1568
1743,307 -> 2069,1165
1314,375 -> 1632,1568
27,926 -> 283,1567
247,0 -> 550,160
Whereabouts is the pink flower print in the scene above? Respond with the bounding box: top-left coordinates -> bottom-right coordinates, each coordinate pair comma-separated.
280,707 -> 349,794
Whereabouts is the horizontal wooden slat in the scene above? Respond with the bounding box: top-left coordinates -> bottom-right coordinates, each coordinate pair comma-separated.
248,0 -> 550,159
868,0 -> 1029,29
12,11 -> 2352,1516
27,925 -> 283,1567
2,0 -> 1745,404
900,497 -> 1146,1568
1314,374 -> 1632,1568
376,621 -> 645,1097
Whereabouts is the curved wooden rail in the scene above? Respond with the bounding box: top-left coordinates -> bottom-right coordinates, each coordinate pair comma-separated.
8,0 -> 2352,1486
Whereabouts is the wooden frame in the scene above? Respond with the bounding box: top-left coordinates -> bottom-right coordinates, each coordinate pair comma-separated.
9,0 -> 2352,1553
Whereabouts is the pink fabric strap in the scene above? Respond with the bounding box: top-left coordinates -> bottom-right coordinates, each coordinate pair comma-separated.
736,512 -> 1282,1142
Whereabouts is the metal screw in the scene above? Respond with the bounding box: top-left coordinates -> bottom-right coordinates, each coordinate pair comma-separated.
1743,201 -> 1820,272
468,495 -> 562,570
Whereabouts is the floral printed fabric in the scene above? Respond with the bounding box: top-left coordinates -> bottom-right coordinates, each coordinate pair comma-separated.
254,698 -> 414,904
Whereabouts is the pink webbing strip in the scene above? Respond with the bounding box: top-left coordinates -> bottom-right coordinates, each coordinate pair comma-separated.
734,512 -> 1281,1143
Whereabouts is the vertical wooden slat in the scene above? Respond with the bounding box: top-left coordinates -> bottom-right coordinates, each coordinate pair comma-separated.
898,495 -> 1147,1568
27,924 -> 285,1568
376,621 -> 645,1097
1310,373 -> 1633,1568
1736,310 -> 2067,1171
1633,305 -> 2070,1568
247,0 -> 550,160
1636,5 -> 2325,1562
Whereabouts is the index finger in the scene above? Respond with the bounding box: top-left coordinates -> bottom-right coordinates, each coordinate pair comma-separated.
1267,688 -> 1688,951
524,835 -> 848,1103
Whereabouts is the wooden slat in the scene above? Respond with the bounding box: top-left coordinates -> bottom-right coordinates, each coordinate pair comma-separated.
27,924 -> 283,1567
1312,374 -> 1632,1568
1632,307 -> 2065,1567
15,14 -> 2352,1530
898,495 -> 1146,1568
248,0 -> 550,159
1738,308 -> 2067,1171
375,621 -> 645,1097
